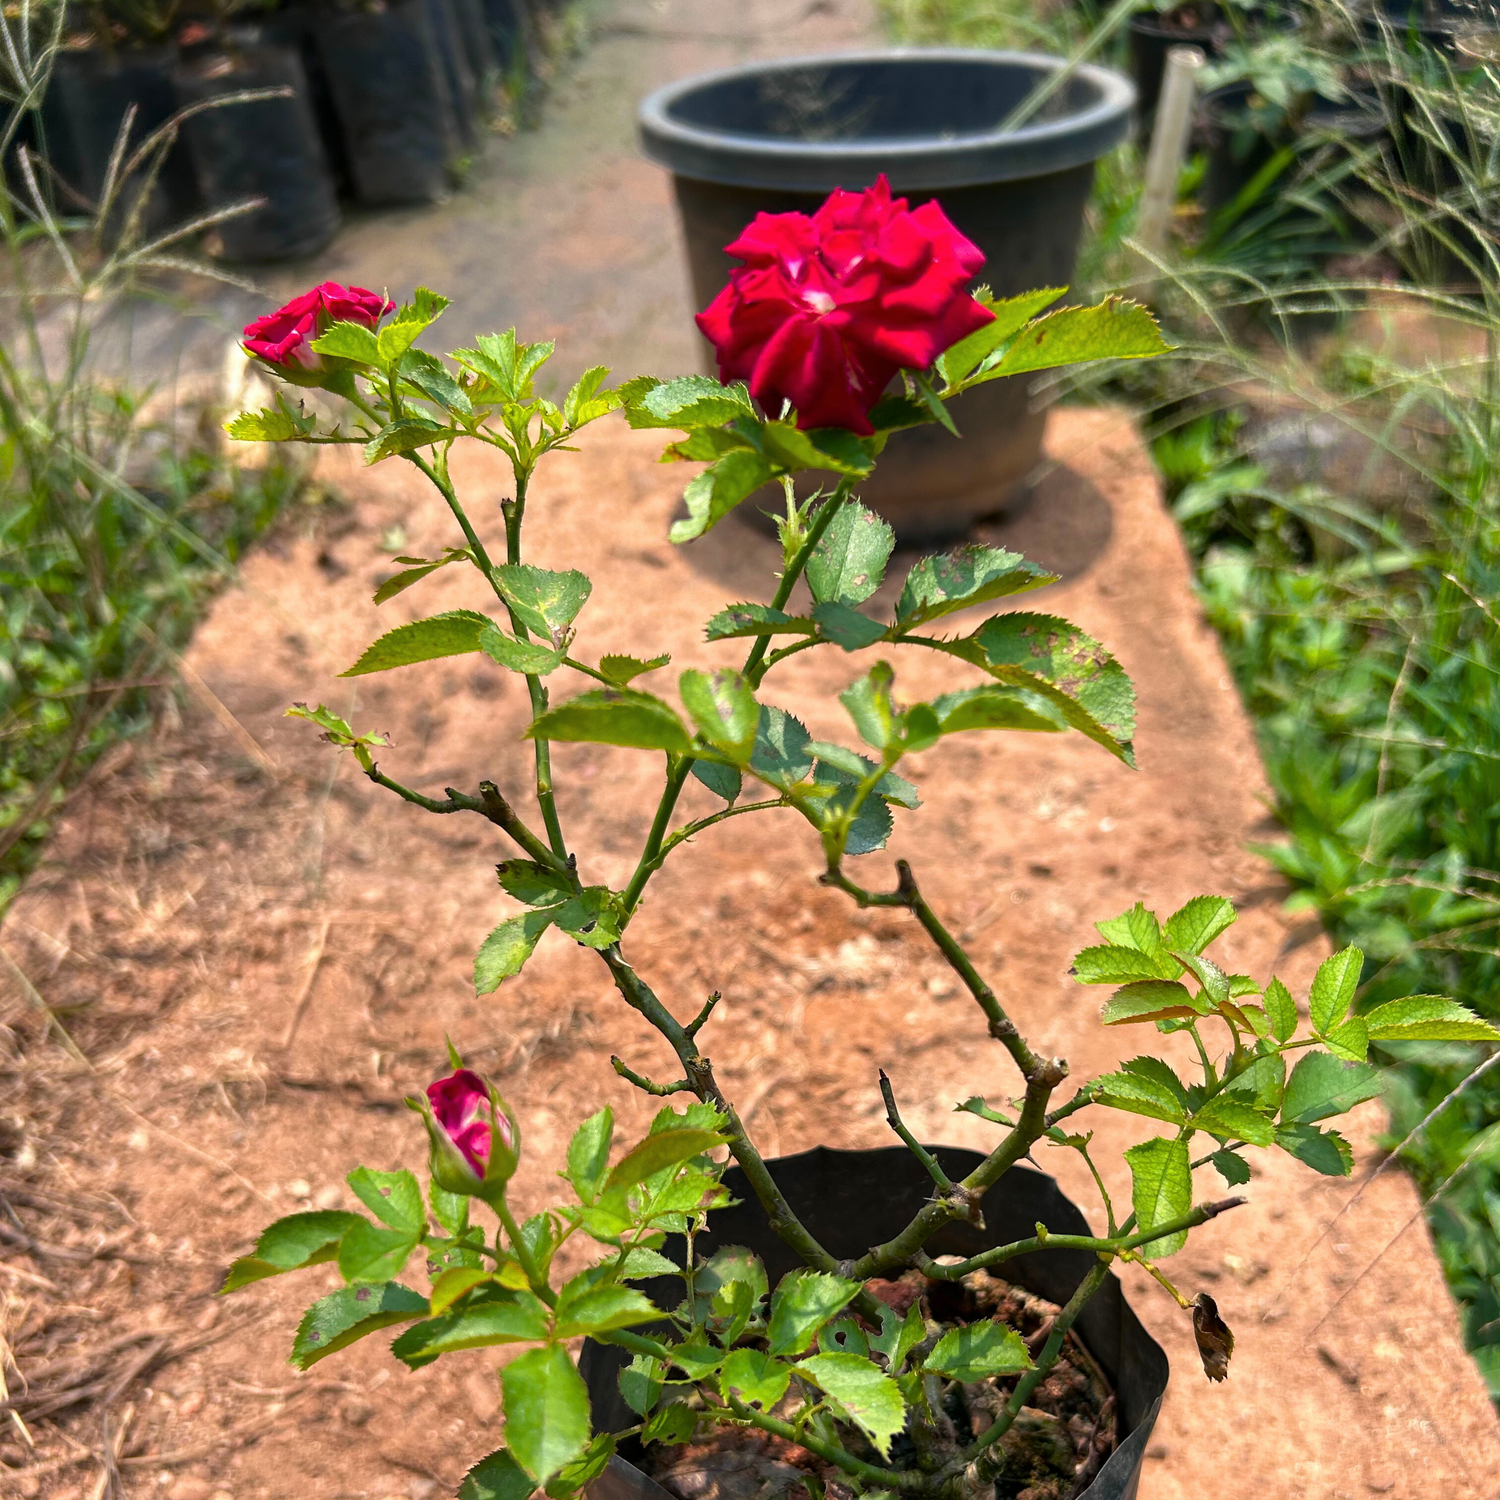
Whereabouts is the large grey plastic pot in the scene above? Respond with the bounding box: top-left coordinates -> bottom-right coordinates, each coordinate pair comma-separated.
638,50 -> 1135,545
581,1146 -> 1168,1500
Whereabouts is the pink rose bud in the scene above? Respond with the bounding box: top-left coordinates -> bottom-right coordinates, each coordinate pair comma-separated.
409,1066 -> 519,1203
695,174 -> 994,435
242,281 -> 393,375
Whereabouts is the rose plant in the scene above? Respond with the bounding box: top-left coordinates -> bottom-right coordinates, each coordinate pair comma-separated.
220,185 -> 1500,1500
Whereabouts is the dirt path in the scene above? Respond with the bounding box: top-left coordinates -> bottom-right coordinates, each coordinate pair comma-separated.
5,1 -> 1500,1497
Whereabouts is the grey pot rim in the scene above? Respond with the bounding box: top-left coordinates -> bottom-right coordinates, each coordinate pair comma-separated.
637,46 -> 1136,191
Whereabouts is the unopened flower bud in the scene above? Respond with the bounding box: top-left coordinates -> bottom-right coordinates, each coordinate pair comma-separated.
408,1066 -> 519,1204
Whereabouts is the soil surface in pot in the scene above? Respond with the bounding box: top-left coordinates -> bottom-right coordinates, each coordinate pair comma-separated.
641,1269 -> 1116,1500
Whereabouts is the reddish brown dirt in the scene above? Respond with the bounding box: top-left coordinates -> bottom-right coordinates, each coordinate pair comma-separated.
3,406 -> 1498,1500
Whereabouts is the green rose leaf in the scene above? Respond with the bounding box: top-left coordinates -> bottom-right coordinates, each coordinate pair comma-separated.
497,860 -> 574,907
894,547 -> 1054,628
618,1353 -> 664,1416
502,1345 -> 592,1485
364,415 -> 453,464
691,761 -> 742,804
291,1282 -> 428,1369
1281,1051 -> 1381,1124
1072,944 -> 1182,985
337,1221 -> 422,1283
452,329 -> 554,403
567,1106 -> 614,1206
1275,1122 -> 1354,1176
680,668 -> 760,764
495,564 -> 592,642
938,286 -> 1067,385
544,1433 -> 617,1500
812,600 -> 888,652
618,1247 -> 679,1279
973,297 -> 1168,381
527,689 -> 692,754
564,365 -> 622,428
869,1301 -> 926,1375
749,705 -> 814,790
1094,1059 -> 1189,1125
1189,1096 -> 1275,1147
459,1447 -> 538,1500
1210,1149 -> 1251,1187
1099,980 -> 1201,1025
600,653 -> 671,686
1173,950 -> 1231,1007
667,1341 -> 723,1380
221,1210 -> 364,1292
403,348 -> 472,417
1163,895 -> 1237,955
341,609 -> 492,676
807,502 -> 895,607
970,612 -> 1136,761
429,1265 -> 494,1315
1364,995 -> 1500,1042
719,1348 -> 792,1409
1309,946 -> 1363,1035
310,320 -> 380,363
704,603 -> 816,641
1124,1137 -> 1193,1256
1323,1015 -> 1369,1063
391,1293 -> 553,1368
553,1281 -> 660,1339
226,402 -> 312,442
347,1167 -> 425,1231
642,1401 -> 698,1446
798,1351 -> 907,1457
839,661 -> 897,751
552,886 -> 626,950
480,622 -> 566,675
1222,1048 -> 1287,1114
931,684 -> 1068,736
625,374 -> 756,430
671,449 -> 776,543
1262,977 -> 1298,1042
372,546 -> 472,605
766,1270 -> 860,1356
604,1128 -> 725,1192
922,1320 -> 1034,1381
475,908 -> 558,994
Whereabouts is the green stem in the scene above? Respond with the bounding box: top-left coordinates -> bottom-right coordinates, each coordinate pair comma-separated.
916,1196 -> 1245,1281
880,1070 -> 953,1190
364,767 -> 564,869
945,1261 -> 1112,1483
619,482 -> 856,913
493,1196 -> 556,1306
600,949 -> 845,1282
743,481 -> 854,685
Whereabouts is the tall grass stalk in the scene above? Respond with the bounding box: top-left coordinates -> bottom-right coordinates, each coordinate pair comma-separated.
0,7 -> 299,907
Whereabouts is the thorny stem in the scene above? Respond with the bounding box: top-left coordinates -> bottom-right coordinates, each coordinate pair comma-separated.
599,949 -> 846,1284
611,1056 -> 693,1096
364,768 -> 566,872
881,1070 -> 954,1191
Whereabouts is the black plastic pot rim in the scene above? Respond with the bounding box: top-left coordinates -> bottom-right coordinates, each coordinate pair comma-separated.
637,47 -> 1135,192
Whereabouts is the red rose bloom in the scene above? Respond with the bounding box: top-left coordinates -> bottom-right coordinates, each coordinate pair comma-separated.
242,281 -> 393,371
695,175 -> 993,435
